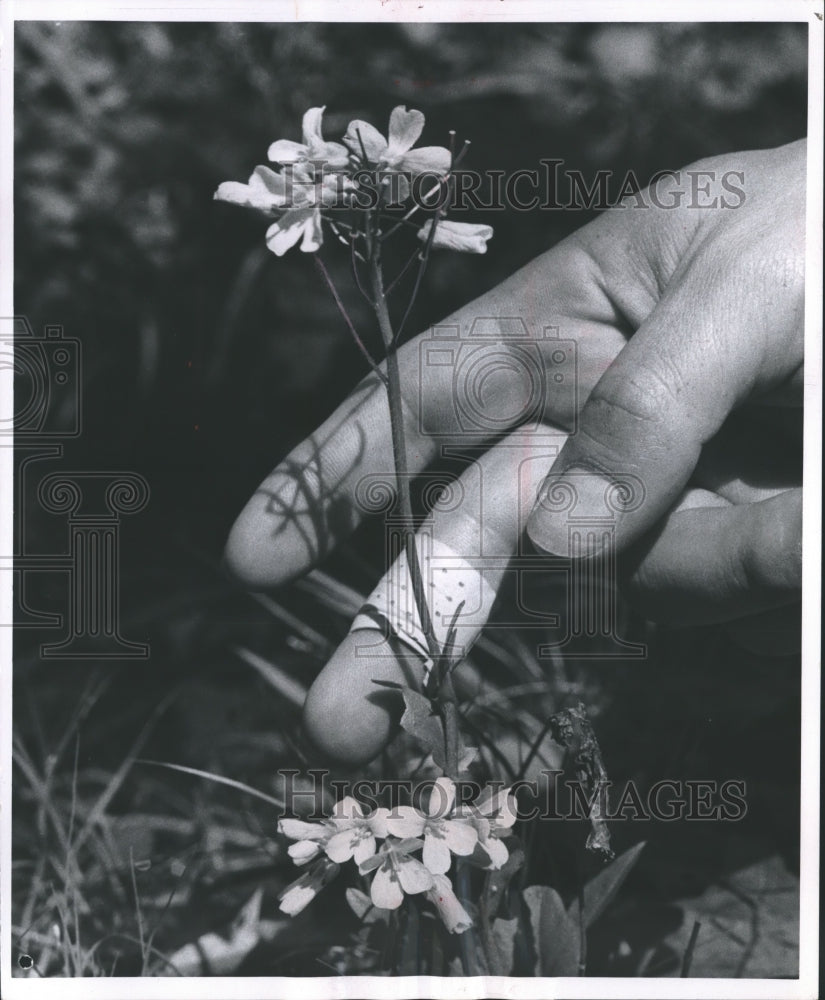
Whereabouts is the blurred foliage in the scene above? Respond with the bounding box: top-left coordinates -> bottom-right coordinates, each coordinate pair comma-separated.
14,21 -> 808,544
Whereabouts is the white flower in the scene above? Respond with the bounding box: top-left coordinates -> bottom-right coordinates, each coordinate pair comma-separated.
344,105 -> 451,177
278,815 -> 335,866
215,144 -> 354,256
425,873 -> 473,934
268,106 -> 350,169
385,777 -> 477,875
214,165 -> 290,214
417,219 -> 494,254
358,838 -> 434,910
324,796 -> 389,866
278,858 -> 340,915
454,785 -> 518,870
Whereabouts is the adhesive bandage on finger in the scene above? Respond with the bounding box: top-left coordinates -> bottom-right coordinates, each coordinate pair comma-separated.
349,534 -> 497,681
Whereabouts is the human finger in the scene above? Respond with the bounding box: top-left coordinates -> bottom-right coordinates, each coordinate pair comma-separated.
301,424 -> 564,762
622,487 -> 802,626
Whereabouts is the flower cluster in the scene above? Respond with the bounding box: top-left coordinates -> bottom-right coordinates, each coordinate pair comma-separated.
214,105 -> 493,257
277,779 -> 517,934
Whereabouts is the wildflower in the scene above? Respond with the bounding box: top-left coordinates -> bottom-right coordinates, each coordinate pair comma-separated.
278,857 -> 340,916
385,777 -> 477,875
324,796 -> 390,866
358,837 -> 434,910
214,165 -> 290,215
425,873 -> 473,934
267,106 -> 350,169
417,219 -> 494,254
344,105 -> 451,177
278,815 -> 334,866
455,785 -> 518,870
215,134 -> 354,256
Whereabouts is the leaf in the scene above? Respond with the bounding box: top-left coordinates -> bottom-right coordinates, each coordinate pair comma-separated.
662,855 -> 799,978
372,683 -> 448,770
523,884 -> 580,976
345,887 -> 388,925
491,917 -> 518,975
486,843 -> 525,921
567,840 -> 646,929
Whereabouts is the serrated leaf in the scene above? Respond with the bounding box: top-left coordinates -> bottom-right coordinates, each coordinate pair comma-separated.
567,840 -> 646,930
523,884 -> 579,976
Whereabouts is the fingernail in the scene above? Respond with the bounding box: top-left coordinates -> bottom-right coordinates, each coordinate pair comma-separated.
528,468 -> 615,557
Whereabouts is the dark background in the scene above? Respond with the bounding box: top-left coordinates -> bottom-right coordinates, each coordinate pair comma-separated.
11,20 -> 808,977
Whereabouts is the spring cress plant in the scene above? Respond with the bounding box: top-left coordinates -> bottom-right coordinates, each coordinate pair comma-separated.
215,104 -> 509,939
215,106 -> 637,972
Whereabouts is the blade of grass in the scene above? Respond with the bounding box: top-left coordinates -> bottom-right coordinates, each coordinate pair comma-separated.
136,760 -> 285,810
233,645 -> 307,708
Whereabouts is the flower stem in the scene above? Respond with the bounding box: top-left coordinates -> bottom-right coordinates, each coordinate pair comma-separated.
367,239 -> 441,672
313,256 -> 386,385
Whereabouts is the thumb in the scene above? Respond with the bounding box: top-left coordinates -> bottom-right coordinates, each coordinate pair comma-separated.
527,224 -> 803,557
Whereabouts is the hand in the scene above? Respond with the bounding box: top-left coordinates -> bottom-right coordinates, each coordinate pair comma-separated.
225,139 -> 805,762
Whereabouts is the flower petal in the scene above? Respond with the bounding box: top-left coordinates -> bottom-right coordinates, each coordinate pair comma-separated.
333,796 -> 365,824
386,806 -> 426,839
426,874 -> 473,934
385,106 -> 425,159
396,146 -> 452,176
288,840 -> 322,865
397,858 -> 435,895
267,139 -> 309,164
428,777 -> 456,818
317,141 -> 351,170
278,818 -> 328,841
265,209 -> 315,256
367,807 -> 390,839
381,172 -> 410,205
279,884 -> 316,916
325,830 -> 356,863
371,866 -> 404,910
214,166 -> 287,213
422,833 -> 452,876
301,106 -> 326,146
417,219 -> 493,254
299,209 -> 323,253
481,836 -> 509,870
443,819 -> 478,856
343,120 -> 388,162
353,833 -> 377,866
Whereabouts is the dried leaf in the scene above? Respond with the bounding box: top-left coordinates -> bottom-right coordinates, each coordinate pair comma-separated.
548,702 -> 614,859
